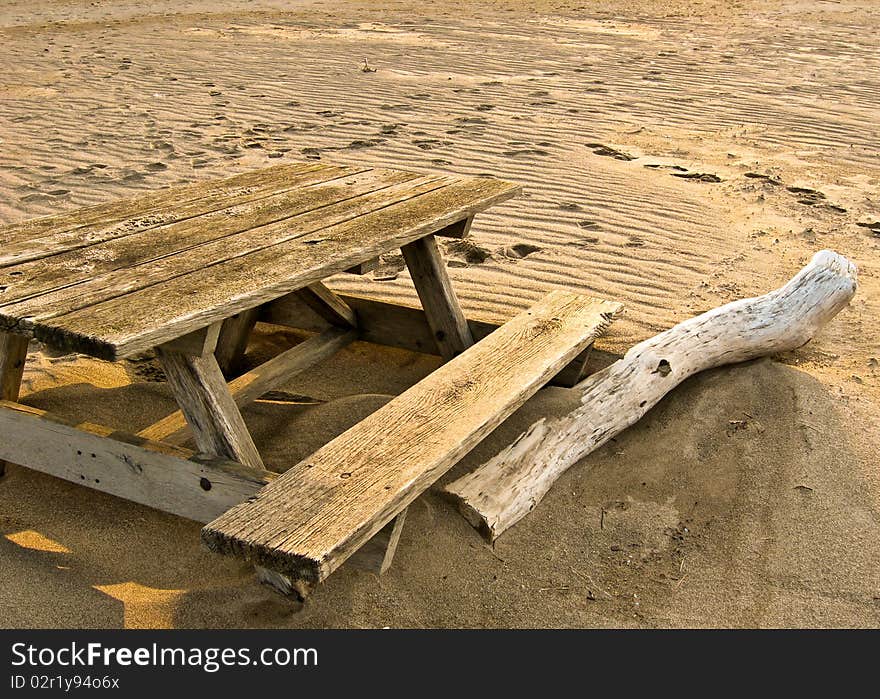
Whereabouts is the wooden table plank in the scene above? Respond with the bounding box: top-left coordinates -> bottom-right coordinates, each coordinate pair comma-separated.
0,169 -> 422,307
202,291 -> 620,588
0,175 -> 449,333
0,162 -> 340,250
10,176 -> 519,359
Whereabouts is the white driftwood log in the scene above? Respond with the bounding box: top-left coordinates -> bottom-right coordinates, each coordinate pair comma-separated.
443,250 -> 858,541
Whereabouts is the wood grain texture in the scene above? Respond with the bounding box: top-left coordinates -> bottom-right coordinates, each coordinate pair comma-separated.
0,162 -> 338,254
443,250 -> 858,541
0,331 -> 29,477
0,400 -> 273,522
156,347 -> 264,469
0,171 -> 433,321
202,290 -> 620,590
141,327 -> 357,445
0,332 -> 28,401
214,309 -> 260,377
1,176 -> 518,359
401,233 -> 474,360
261,292 -> 594,386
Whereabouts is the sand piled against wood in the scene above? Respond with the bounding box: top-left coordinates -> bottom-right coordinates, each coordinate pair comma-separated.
0,0 -> 878,627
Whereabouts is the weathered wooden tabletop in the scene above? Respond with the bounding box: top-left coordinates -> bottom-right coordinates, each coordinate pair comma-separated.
0,163 -> 519,360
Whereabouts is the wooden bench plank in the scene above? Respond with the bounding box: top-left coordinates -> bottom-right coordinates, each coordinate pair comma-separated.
202,290 -> 620,590
13,177 -> 519,359
0,401 -> 273,523
0,162 -> 342,251
0,169 -> 426,309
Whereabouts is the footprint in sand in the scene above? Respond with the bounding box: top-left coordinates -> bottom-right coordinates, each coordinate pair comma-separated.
372,252 -> 406,281
586,143 -> 635,161
671,172 -> 722,183
444,239 -> 492,265
347,139 -> 384,149
502,148 -> 549,157
498,243 -> 542,260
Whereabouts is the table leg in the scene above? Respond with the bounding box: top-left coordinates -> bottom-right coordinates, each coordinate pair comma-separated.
0,332 -> 29,477
156,324 -> 264,470
401,231 -> 475,360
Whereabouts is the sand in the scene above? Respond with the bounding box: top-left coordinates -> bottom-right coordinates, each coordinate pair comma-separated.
0,0 -> 878,628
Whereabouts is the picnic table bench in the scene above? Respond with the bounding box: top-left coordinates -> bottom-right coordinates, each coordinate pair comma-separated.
0,162 -> 619,596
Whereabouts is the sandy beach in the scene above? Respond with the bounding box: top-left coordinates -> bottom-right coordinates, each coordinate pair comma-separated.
0,0 -> 878,628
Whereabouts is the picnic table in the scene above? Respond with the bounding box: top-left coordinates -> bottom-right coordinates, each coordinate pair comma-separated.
0,162 -> 618,596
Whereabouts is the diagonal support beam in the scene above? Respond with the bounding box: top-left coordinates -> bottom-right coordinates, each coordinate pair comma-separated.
295,282 -> 358,328
140,327 -> 356,445
401,231 -> 474,360
214,308 -> 260,377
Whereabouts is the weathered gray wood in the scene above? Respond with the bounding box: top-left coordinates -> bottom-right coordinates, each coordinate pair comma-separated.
295,283 -> 357,329
2,176 -> 519,359
401,232 -> 474,360
0,332 -> 28,401
0,332 -> 30,477
0,400 -> 274,522
261,292 -> 596,386
156,346 -> 264,470
0,162 -> 348,255
214,309 -> 260,377
202,290 -> 620,592
444,250 -> 858,541
0,170 -> 429,313
141,327 -> 357,446
347,511 -> 408,575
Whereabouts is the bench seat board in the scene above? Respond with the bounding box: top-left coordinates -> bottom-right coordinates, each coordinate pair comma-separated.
202,290 -> 620,588
0,169 -> 519,360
